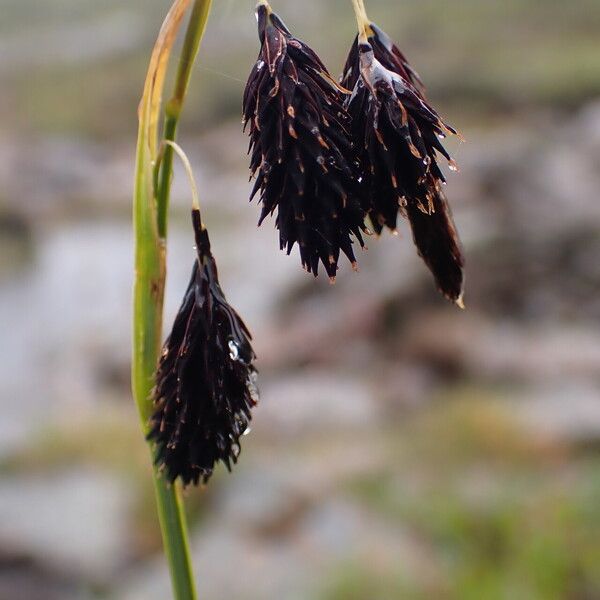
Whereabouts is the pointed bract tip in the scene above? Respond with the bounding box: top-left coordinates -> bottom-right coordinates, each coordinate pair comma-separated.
455,294 -> 466,310
329,276 -> 336,285
448,159 -> 460,173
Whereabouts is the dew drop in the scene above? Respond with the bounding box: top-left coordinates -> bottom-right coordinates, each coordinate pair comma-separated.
228,339 -> 240,360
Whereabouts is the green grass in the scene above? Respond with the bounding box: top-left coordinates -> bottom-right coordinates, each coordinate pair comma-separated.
341,397 -> 600,600
321,564 -> 424,600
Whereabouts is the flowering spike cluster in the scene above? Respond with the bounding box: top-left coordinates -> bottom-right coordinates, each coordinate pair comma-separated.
243,6 -> 465,303
148,209 -> 259,486
243,4 -> 367,280
342,25 -> 465,303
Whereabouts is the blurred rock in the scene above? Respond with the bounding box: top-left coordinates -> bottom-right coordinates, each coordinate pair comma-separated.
117,498 -> 430,600
515,383 -> 600,443
0,469 -> 133,582
0,551 -> 91,600
256,371 -> 379,438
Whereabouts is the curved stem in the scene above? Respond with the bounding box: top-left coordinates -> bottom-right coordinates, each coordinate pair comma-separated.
350,0 -> 371,41
156,0 -> 213,239
163,140 -> 201,212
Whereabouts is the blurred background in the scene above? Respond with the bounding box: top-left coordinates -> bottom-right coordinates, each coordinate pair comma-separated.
1,0 -> 600,598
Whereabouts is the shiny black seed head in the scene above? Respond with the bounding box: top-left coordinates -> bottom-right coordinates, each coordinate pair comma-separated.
148,209 -> 259,486
243,5 -> 367,281
343,27 -> 465,304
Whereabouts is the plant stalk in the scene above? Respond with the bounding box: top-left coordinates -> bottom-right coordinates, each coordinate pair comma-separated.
350,0 -> 371,41
156,0 -> 213,239
132,1 -> 212,599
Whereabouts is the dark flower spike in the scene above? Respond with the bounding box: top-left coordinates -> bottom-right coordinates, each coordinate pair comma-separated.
243,0 -> 368,281
148,208 -> 259,486
343,23 -> 465,305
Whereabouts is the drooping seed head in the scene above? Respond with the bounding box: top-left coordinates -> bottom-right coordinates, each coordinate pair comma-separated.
243,4 -> 367,280
343,24 -> 465,304
148,209 -> 259,486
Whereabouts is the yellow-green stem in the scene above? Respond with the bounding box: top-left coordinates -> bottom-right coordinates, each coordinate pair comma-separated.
133,1 -> 212,599
350,0 -> 371,41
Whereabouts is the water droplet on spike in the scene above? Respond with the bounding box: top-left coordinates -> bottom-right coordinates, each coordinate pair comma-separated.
228,339 -> 240,360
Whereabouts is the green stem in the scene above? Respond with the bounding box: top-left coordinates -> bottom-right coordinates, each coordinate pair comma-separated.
133,1 -> 213,599
152,474 -> 196,600
156,0 -> 213,239
133,127 -> 195,599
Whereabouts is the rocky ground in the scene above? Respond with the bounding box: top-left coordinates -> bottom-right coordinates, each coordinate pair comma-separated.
1,101 -> 599,599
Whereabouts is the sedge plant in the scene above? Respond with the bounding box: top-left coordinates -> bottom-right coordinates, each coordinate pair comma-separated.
132,0 -> 465,598
132,1 -> 212,598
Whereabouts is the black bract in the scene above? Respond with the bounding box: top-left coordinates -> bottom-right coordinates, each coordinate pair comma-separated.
343,25 -> 465,304
243,4 -> 367,280
148,209 -> 259,486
